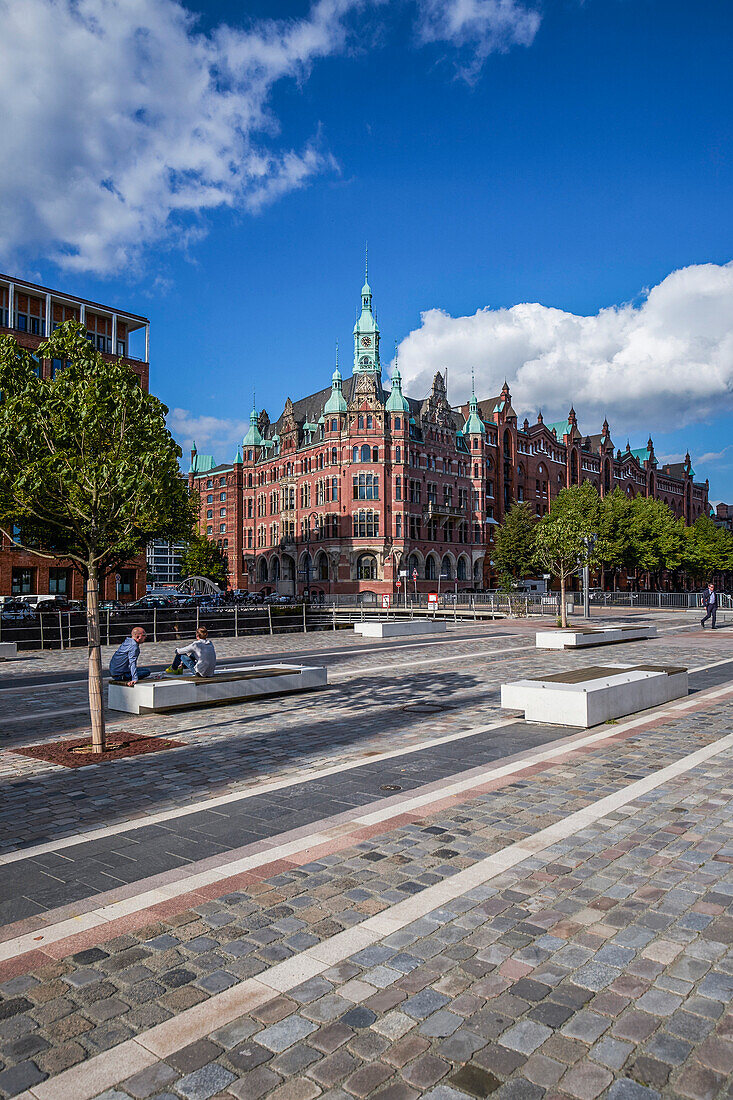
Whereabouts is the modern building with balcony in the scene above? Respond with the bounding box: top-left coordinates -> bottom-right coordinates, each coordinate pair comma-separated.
0,273 -> 150,601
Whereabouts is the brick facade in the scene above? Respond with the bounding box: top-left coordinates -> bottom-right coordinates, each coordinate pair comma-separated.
0,272 -> 150,601
189,280 -> 710,599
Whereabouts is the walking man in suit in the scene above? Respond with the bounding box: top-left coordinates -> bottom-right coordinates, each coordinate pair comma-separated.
701,583 -> 717,629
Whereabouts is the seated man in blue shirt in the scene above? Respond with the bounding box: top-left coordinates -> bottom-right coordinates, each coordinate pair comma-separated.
109,627 -> 150,686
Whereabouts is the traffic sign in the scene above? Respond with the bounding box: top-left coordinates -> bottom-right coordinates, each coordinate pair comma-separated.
395,580 -> 401,588
399,570 -> 408,577
412,569 -> 418,580
115,573 -> 121,582
381,594 -> 391,609
428,593 -> 438,608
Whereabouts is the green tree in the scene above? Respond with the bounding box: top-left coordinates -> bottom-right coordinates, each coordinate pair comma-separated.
533,483 -> 599,626
597,488 -> 632,589
180,532 -> 229,587
0,323 -> 195,752
627,496 -> 684,586
494,502 -> 537,582
683,514 -> 733,583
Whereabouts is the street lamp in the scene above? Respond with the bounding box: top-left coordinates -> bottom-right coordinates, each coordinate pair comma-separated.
582,533 -> 598,619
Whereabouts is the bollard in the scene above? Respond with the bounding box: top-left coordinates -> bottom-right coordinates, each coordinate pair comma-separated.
303,603 -> 307,633
153,608 -> 158,643
332,605 -> 336,631
267,604 -> 273,635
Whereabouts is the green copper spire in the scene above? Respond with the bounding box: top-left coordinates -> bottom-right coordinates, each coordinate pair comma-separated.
353,257 -> 380,374
324,353 -> 348,414
463,370 -> 485,435
243,400 -> 262,446
386,351 -> 409,413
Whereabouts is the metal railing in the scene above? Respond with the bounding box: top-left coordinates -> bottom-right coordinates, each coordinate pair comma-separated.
570,591 -> 733,610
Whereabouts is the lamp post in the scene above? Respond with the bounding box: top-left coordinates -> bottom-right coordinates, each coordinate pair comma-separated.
582,534 -> 598,619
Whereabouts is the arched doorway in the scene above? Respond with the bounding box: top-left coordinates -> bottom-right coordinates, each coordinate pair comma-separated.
356,553 -> 377,581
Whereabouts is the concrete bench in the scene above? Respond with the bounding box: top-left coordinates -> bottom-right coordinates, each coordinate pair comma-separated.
354,620 -> 447,638
501,663 -> 687,728
536,625 -> 657,649
0,642 -> 18,660
108,663 -> 327,715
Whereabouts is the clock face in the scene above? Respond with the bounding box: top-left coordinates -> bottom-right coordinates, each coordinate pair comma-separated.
360,336 -> 372,347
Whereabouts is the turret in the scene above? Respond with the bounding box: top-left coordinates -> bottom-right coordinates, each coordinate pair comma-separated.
243,403 -> 263,446
324,366 -> 348,414
385,367 -> 409,414
353,254 -> 380,374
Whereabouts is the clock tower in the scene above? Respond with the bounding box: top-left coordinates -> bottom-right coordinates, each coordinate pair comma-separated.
353,266 -> 380,374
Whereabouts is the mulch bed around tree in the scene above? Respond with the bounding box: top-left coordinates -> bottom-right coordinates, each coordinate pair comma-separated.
11,733 -> 184,768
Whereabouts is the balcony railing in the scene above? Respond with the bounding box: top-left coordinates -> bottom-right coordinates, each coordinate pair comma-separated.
422,502 -> 466,521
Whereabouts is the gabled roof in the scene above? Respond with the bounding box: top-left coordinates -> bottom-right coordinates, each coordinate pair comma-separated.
189,452 -> 216,474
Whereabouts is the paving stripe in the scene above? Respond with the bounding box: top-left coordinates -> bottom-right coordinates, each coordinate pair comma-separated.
19,716 -> 733,1100
5,673 -> 733,967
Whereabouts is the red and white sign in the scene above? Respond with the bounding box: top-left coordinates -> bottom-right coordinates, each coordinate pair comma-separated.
428,593 -> 438,608
412,569 -> 418,580
395,580 -> 401,589
381,594 -> 391,609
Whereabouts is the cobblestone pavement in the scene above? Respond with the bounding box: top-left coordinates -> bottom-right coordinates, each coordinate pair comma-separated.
0,614 -> 732,1098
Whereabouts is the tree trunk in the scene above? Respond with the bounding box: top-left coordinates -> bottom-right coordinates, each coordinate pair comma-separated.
560,571 -> 567,628
87,563 -> 106,753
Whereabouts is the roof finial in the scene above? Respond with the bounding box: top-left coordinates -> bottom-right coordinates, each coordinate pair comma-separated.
471,366 -> 476,397
365,240 -> 368,283
335,339 -> 339,368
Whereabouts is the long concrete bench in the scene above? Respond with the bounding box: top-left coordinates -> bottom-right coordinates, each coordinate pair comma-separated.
108,663 -> 327,715
0,642 -> 18,660
354,620 -> 447,638
536,625 -> 657,649
501,663 -> 687,728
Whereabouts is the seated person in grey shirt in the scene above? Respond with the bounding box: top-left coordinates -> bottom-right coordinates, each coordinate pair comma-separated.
166,626 -> 217,677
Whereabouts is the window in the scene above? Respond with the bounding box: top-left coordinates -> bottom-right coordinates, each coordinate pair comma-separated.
118,569 -> 135,596
409,516 -> 421,540
207,480 -> 213,489
353,473 -> 379,500
220,507 -> 226,517
395,446 -> 401,463
408,553 -> 420,578
353,511 -> 379,538
48,567 -> 69,594
207,509 -> 213,519
331,419 -> 338,431
207,525 -> 213,535
51,358 -> 69,378
207,494 -> 213,504
11,567 -> 35,595
409,480 -> 422,504
220,492 -> 226,501
394,417 -> 401,431
356,553 -> 378,580
395,476 -> 402,501
366,414 -> 373,429
358,415 -> 364,430
425,556 -> 437,580
395,515 -> 402,537
361,444 -> 371,462
427,482 -> 437,504
331,447 -> 338,464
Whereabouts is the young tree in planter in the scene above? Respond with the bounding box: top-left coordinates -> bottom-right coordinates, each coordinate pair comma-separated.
495,502 -> 537,582
180,532 -> 229,588
0,323 -> 195,753
533,483 -> 599,627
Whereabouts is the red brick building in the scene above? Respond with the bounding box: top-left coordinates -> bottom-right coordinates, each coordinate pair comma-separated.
189,276 -> 710,599
0,272 -> 150,601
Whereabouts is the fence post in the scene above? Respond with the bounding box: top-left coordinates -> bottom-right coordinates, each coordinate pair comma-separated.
235,605 -> 239,638
196,605 -> 200,633
106,608 -> 110,647
332,605 -> 336,631
268,605 -> 273,635
67,612 -> 72,649
59,609 -> 63,650
454,601 -> 457,624
473,598 -> 477,621
153,607 -> 158,643
40,612 -> 44,651
303,603 -> 307,633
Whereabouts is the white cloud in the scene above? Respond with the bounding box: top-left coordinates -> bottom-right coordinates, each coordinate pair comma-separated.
0,0 -> 368,275
396,262 -> 733,434
169,408 -> 250,464
415,0 -> 541,79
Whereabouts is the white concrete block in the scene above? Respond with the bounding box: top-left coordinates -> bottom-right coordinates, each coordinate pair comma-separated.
0,642 -> 18,660
536,625 -> 657,649
108,664 -> 327,715
501,663 -> 687,728
353,620 -> 447,638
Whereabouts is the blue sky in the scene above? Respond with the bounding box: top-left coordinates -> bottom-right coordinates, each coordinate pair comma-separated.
2,0 -> 732,498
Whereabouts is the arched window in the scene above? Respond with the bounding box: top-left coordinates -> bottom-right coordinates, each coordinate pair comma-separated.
408,554 -> 420,578
571,450 -> 579,485
331,447 -> 337,464
372,447 -> 379,462
425,555 -> 437,580
361,444 -> 371,462
457,557 -> 467,580
394,417 -> 401,430
317,554 -> 329,581
352,446 -> 359,462
258,558 -> 268,582
503,430 -> 512,459
441,555 -> 452,580
356,553 -> 377,580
